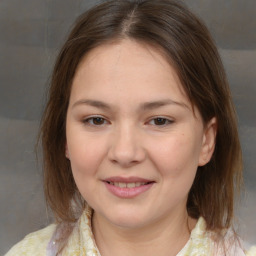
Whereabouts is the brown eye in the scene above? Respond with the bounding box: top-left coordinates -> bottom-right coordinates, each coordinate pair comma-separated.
148,117 -> 173,126
92,117 -> 105,125
155,118 -> 166,125
83,116 -> 108,126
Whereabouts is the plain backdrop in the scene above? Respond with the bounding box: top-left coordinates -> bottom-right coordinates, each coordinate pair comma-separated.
0,0 -> 255,254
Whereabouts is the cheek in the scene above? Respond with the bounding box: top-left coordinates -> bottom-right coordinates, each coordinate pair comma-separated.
67,132 -> 107,182
67,134 -> 109,203
151,134 -> 202,204
149,132 -> 202,178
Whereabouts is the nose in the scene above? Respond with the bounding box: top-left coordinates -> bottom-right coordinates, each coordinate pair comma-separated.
108,124 -> 146,167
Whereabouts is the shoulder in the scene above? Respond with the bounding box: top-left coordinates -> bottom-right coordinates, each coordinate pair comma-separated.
189,217 -> 255,256
216,228 -> 256,256
4,224 -> 56,256
246,246 -> 256,256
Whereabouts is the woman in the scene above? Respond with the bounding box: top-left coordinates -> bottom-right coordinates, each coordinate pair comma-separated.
5,0 -> 256,255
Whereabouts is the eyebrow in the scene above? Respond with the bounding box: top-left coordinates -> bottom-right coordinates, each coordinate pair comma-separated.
72,99 -> 189,111
72,99 -> 111,110
140,99 -> 189,110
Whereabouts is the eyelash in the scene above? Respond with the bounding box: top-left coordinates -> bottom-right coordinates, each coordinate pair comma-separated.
82,116 -> 174,127
82,116 -> 110,126
147,117 -> 174,126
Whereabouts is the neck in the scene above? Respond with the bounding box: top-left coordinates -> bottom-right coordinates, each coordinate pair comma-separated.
92,209 -> 197,256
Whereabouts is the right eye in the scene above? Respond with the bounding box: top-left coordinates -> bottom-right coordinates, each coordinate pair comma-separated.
83,116 -> 109,126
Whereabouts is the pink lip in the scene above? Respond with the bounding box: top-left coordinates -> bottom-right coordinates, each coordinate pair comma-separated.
103,176 -> 155,199
103,176 -> 153,183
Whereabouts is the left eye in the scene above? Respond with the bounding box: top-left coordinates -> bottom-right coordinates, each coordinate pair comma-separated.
149,118 -> 173,126
83,117 -> 108,126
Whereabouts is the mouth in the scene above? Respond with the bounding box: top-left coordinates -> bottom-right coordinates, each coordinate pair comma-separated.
105,181 -> 153,188
103,176 -> 155,198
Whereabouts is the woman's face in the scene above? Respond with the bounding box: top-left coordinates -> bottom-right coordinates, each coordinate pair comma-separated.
66,40 -> 216,229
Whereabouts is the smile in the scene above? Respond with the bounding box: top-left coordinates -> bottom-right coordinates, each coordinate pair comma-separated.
106,181 -> 149,188
103,177 -> 155,198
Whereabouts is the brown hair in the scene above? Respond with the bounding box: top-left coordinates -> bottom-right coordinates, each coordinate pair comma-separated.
40,0 -> 242,234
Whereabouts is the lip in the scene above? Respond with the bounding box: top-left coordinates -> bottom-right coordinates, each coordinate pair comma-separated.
103,176 -> 153,183
103,176 -> 155,199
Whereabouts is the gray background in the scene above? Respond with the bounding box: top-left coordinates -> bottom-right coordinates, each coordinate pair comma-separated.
0,0 -> 255,254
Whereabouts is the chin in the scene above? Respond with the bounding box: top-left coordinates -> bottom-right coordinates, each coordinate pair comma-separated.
112,216 -> 148,229
104,206 -> 153,229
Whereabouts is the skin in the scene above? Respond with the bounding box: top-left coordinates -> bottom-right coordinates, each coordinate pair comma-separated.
66,39 -> 217,256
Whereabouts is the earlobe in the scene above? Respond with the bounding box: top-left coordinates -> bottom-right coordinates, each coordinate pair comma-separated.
199,117 -> 217,166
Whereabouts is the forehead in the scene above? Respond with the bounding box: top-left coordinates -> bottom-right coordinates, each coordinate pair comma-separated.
71,39 -> 191,108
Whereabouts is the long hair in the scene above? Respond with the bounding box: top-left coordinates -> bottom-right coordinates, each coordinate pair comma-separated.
39,0 -> 242,234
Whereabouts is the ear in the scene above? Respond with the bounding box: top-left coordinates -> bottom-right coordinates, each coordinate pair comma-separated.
65,144 -> 70,159
198,117 -> 217,166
